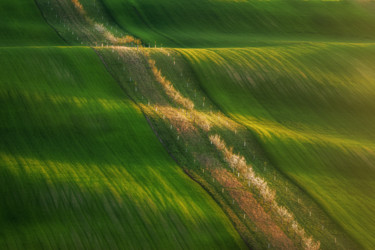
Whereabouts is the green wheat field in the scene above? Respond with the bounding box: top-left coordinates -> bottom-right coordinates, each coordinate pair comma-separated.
1,0 -> 375,249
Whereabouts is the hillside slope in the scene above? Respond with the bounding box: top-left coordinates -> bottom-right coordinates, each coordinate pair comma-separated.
34,0 -> 375,248
96,46 -> 363,249
0,1 -> 249,248
101,0 -> 375,47
0,0 -> 63,46
3,0 -> 375,249
180,44 -> 375,249
0,46 -> 246,249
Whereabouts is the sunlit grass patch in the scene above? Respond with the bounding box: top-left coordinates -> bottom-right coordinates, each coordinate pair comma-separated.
180,43 -> 375,248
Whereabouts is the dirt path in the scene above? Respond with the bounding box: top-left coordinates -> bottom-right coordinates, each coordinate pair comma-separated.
212,168 -> 296,249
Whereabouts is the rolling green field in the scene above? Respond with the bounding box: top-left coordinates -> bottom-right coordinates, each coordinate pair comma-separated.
179,44 -> 375,249
0,1 -> 248,248
0,46 -> 245,248
101,0 -> 375,47
2,0 -> 375,248
95,46 -> 363,249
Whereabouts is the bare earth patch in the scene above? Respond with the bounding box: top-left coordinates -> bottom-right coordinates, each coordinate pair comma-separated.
211,168 -> 296,249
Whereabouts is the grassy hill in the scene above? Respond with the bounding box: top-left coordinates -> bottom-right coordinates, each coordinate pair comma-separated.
0,46 -> 246,249
0,1 -> 248,248
2,0 -> 375,249
33,0 -> 375,248
0,0 -> 63,46
179,43 -> 375,249
95,46 -> 364,249
101,0 -> 375,47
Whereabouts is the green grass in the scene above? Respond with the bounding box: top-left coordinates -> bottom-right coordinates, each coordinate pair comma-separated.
3,0 -> 375,248
0,0 -> 63,46
0,47 -> 246,249
101,0 -> 375,47
96,46 -> 362,249
179,43 -> 375,249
